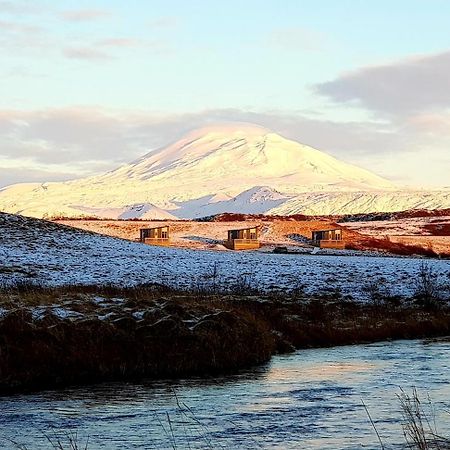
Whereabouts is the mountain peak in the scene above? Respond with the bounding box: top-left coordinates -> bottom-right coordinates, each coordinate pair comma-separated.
114,123 -> 395,194
180,123 -> 271,140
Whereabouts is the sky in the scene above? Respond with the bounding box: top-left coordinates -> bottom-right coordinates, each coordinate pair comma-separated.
1,0 -> 450,188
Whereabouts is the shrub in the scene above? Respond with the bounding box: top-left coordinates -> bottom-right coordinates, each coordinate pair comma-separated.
398,388 -> 450,449
362,278 -> 390,306
346,237 -> 442,258
413,262 -> 443,309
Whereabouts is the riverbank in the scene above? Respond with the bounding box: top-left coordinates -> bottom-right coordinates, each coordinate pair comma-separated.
2,339 -> 450,449
1,282 -> 450,394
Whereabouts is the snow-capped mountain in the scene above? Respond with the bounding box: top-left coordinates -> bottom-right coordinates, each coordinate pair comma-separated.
0,123 -> 449,218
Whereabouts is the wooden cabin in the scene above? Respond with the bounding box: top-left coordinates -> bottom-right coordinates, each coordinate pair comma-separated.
224,226 -> 260,250
312,229 -> 345,249
140,226 -> 170,246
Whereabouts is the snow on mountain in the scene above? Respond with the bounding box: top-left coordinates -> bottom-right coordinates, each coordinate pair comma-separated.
268,190 -> 450,216
174,186 -> 292,218
71,203 -> 178,220
0,123 -> 448,218
100,124 -> 396,197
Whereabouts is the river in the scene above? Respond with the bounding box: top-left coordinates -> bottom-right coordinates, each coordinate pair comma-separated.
1,338 -> 449,449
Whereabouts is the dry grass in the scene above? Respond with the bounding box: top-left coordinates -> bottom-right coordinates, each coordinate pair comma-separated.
398,388 -> 450,449
7,431 -> 89,450
362,389 -> 450,450
0,283 -> 275,394
346,236 -> 446,257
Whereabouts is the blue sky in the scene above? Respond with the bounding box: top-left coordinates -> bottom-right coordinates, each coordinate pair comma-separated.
1,0 -> 450,187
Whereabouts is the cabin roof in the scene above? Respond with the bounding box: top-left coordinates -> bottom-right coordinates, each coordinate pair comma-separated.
228,226 -> 259,232
140,225 -> 169,231
313,228 -> 341,233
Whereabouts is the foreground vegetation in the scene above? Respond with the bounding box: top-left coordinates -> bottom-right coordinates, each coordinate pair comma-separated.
1,263 -> 449,449
346,235 -> 450,258
0,262 -> 449,394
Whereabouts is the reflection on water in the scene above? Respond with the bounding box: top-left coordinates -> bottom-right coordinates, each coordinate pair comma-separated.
266,361 -> 379,383
1,339 -> 449,449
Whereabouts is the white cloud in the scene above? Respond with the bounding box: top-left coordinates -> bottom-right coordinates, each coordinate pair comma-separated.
63,47 -> 113,61
60,9 -> 112,22
97,38 -> 141,48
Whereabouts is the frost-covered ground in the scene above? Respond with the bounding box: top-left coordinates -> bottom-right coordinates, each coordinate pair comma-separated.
1,213 -> 449,300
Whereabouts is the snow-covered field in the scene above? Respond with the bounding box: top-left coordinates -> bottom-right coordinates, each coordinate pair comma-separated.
1,213 -> 449,300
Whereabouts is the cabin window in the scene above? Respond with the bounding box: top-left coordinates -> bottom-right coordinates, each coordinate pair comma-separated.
161,231 -> 168,239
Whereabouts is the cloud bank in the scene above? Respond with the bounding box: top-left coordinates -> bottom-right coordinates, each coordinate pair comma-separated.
315,51 -> 450,116
1,107 -> 448,189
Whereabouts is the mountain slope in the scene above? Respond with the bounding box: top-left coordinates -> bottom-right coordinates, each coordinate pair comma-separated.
103,124 -> 396,195
268,190 -> 450,216
0,123 -> 448,218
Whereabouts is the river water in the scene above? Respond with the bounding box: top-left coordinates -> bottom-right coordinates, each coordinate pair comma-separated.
1,339 -> 449,449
